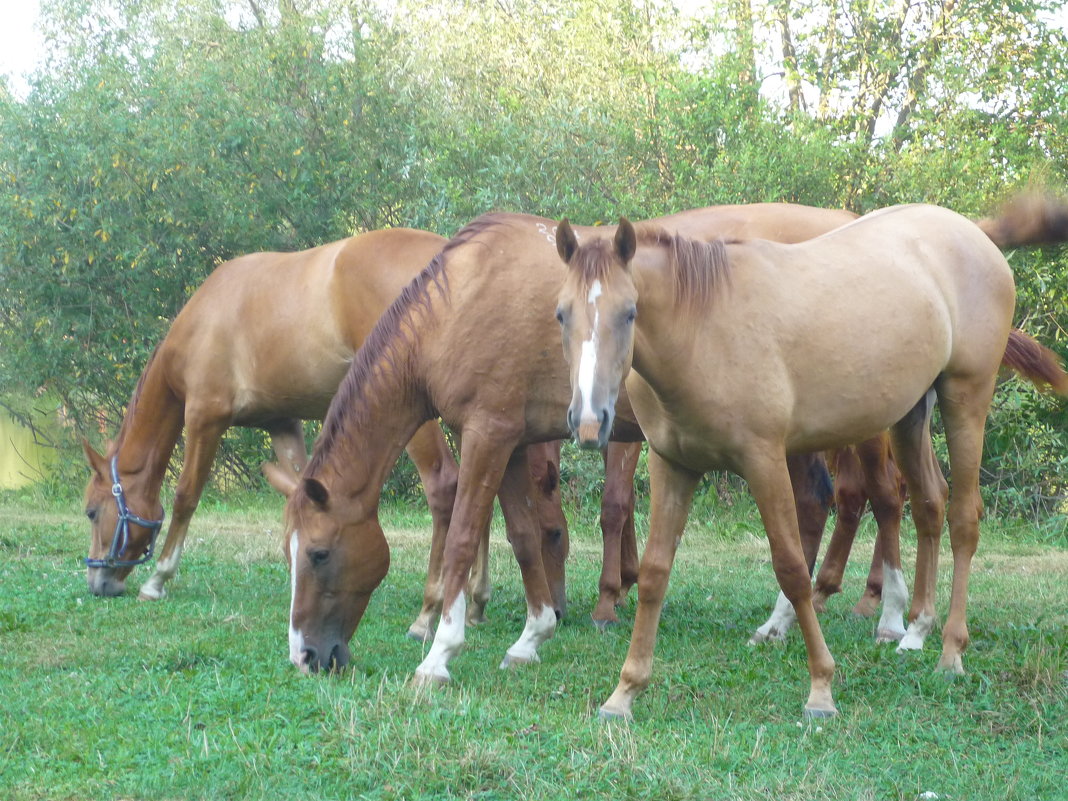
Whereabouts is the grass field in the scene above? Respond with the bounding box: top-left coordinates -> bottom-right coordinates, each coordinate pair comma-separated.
1,488 -> 1066,801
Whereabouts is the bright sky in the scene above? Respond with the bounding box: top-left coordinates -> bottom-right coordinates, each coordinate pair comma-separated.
0,0 -> 44,96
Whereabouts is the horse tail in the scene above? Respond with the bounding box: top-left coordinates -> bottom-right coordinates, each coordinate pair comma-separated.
977,192 -> 1068,249
1002,329 -> 1068,394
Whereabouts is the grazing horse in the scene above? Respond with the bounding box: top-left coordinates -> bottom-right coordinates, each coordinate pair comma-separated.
81,229 -> 520,636
273,203 -> 861,677
553,204 -> 1068,719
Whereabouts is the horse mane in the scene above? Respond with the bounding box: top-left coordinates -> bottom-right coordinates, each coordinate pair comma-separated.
305,214 -> 509,476
571,226 -> 733,310
113,341 -> 164,453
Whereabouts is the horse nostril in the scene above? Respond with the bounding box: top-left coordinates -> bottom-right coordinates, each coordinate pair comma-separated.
301,647 -> 320,672
567,407 -> 576,433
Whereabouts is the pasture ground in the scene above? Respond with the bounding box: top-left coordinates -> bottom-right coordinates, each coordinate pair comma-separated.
1,489 -> 1066,801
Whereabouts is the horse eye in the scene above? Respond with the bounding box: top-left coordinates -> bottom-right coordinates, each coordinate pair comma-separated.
308,547 -> 331,567
555,308 -> 565,325
86,508 -> 98,522
624,307 -> 637,324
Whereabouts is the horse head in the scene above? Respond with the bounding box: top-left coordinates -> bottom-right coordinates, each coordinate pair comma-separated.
82,439 -> 165,596
267,462 -> 390,674
554,218 -> 639,450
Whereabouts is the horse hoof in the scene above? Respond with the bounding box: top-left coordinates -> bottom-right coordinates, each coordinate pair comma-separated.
875,628 -> 905,644
499,652 -> 539,670
591,617 -> 618,632
598,705 -> 633,722
411,670 -> 450,688
802,705 -> 838,720
466,615 -> 489,627
137,590 -> 164,602
748,630 -> 785,646
852,596 -> 880,618
936,655 -> 965,676
406,626 -> 432,642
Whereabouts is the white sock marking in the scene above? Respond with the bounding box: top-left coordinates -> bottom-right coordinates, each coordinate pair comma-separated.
750,591 -> 796,644
416,592 -> 467,682
876,563 -> 908,641
288,531 -> 307,670
139,545 -> 183,599
898,611 -> 935,652
503,604 -> 557,664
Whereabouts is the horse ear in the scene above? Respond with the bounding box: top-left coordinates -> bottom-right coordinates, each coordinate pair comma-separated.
615,218 -> 637,265
262,461 -> 299,498
81,438 -> 108,478
302,477 -> 331,511
556,219 -> 578,264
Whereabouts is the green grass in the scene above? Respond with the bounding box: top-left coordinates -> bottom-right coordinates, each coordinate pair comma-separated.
1,490 -> 1066,801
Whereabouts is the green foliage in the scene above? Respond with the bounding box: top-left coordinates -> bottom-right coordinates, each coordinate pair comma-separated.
0,0 -> 1066,512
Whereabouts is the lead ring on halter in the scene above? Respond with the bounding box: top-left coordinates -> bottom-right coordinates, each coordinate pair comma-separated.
84,455 -> 165,569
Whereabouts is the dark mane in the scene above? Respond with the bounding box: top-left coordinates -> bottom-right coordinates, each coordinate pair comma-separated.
572,226 -> 732,310
305,213 -> 509,475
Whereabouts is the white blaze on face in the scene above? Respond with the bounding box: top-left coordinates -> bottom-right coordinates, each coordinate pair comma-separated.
576,280 -> 602,424
288,531 -> 308,670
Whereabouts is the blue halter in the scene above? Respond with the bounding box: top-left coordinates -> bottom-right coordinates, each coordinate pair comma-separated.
84,455 -> 164,569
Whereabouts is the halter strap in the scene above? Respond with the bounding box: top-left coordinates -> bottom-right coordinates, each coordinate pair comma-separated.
84,455 -> 165,569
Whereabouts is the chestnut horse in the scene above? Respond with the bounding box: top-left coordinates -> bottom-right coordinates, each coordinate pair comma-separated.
81,228 -> 556,636
271,203 -> 861,677
553,205 -> 1067,719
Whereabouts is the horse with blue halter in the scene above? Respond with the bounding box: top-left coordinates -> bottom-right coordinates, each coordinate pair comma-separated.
81,228 -> 523,638
553,201 -> 1067,719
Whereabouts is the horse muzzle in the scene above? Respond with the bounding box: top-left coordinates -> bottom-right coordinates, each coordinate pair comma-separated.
568,404 -> 612,450
86,567 -> 127,597
295,640 -> 351,674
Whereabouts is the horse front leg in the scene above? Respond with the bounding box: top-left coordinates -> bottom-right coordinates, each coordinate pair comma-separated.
265,417 -> 309,474
744,447 -> 837,718
593,442 -> 642,627
413,425 -> 519,684
138,416 -> 227,601
601,450 -> 699,720
497,446 -> 559,668
403,421 -> 461,641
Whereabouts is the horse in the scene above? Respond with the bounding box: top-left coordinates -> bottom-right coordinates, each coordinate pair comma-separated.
80,227 -> 544,637
271,203 -> 867,677
553,203 -> 1068,719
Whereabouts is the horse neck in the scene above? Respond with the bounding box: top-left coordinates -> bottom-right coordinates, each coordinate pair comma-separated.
113,352 -> 184,494
308,357 -> 433,507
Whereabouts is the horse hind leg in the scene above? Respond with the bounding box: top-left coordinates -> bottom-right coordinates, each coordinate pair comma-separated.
139,414 -> 228,601
931,372 -> 997,674
812,447 -> 865,614
889,390 -> 948,656
859,434 -> 908,643
751,453 -> 830,644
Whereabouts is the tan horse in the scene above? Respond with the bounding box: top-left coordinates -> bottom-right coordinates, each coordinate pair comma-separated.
271,203 -> 862,677
553,204 -> 1067,719
80,228 -> 525,637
